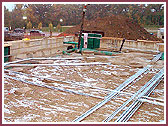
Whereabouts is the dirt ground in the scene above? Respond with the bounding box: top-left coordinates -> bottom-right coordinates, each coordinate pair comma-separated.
3,51 -> 164,123
65,15 -> 161,41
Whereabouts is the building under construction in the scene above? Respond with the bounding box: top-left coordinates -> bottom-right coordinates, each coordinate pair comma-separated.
3,32 -> 165,123
3,3 -> 165,123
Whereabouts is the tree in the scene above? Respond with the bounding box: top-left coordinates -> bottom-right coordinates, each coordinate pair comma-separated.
38,22 -> 42,30
25,5 -> 38,27
27,21 -> 32,29
11,4 -> 24,29
4,6 -> 12,28
56,23 -> 61,32
49,22 -> 53,37
49,22 -> 53,31
127,5 -> 133,19
5,4 -> 164,29
26,4 -> 53,27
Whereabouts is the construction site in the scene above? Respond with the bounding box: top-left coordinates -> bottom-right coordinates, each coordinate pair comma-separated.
3,4 -> 165,123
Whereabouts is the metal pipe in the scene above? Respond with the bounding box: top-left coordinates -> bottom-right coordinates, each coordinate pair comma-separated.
73,66 -> 150,122
4,58 -> 31,66
103,68 -> 163,122
5,70 -> 134,97
5,62 -> 110,67
4,57 -> 84,67
140,96 -> 164,102
138,99 -> 164,106
29,57 -> 83,60
151,52 -> 163,62
115,68 -> 164,122
4,75 -> 104,99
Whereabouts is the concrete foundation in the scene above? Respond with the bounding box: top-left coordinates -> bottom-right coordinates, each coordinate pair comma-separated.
4,36 -> 164,62
4,37 -> 66,61
100,37 -> 164,52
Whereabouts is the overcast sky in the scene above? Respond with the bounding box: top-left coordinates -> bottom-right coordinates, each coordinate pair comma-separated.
4,4 -> 15,11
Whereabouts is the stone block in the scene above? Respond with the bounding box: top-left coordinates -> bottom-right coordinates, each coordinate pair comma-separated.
50,38 -> 57,44
41,43 -> 48,49
56,42 -> 63,47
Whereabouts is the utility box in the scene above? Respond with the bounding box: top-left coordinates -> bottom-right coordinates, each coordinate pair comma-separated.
81,33 -> 102,49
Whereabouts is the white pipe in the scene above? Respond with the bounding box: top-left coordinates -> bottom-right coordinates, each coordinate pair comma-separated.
5,69 -> 134,96
5,62 -> 110,67
4,57 -> 84,67
138,99 -> 164,106
4,58 -> 31,66
140,96 -> 164,102
29,57 -> 84,60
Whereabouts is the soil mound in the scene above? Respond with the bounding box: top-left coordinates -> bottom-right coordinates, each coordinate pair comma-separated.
65,15 -> 160,41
